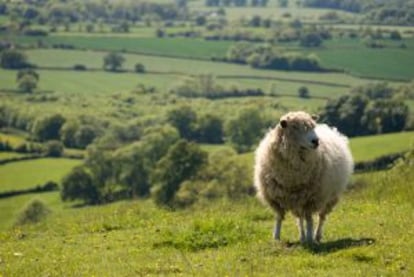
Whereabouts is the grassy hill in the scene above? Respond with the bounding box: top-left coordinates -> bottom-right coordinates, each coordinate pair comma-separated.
0,172 -> 412,276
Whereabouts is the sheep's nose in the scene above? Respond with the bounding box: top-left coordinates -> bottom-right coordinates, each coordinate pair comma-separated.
311,138 -> 319,148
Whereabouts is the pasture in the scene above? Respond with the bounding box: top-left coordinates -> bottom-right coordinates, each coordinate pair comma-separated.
0,158 -> 81,193
0,181 -> 412,276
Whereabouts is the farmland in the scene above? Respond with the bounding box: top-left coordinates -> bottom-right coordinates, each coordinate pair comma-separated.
0,0 -> 414,275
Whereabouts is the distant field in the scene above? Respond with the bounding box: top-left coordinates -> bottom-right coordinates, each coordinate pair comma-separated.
13,36 -> 233,60
0,158 -> 82,192
0,133 -> 26,148
236,131 -> 414,168
24,49 -> 371,87
312,38 -> 414,81
350,131 -> 414,162
0,152 -> 27,160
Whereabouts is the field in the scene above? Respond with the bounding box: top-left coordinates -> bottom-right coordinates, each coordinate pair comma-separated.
1,0 -> 414,275
0,158 -> 82,193
350,132 -> 414,162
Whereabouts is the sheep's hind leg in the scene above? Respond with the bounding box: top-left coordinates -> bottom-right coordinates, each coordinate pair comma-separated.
305,214 -> 314,244
273,212 -> 285,240
297,217 -> 306,243
315,213 -> 326,243
315,198 -> 338,242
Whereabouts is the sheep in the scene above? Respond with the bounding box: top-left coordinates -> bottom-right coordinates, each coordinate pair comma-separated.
254,111 -> 353,243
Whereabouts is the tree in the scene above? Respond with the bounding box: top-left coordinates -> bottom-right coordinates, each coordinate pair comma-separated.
103,52 -> 125,72
16,69 -> 39,93
17,74 -> 38,93
166,106 -> 197,140
195,114 -> 224,144
61,166 -> 100,204
300,32 -> 323,47
278,0 -> 288,7
134,63 -> 146,73
151,140 -> 207,207
113,142 -> 150,198
45,140 -> 64,157
32,114 -> 66,141
225,108 -> 269,153
390,30 -> 402,40
1,50 -> 30,69
298,86 -> 310,98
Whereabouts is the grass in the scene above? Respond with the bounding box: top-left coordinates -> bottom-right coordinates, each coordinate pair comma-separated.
0,152 -> 27,160
0,158 -> 82,193
0,192 -> 63,230
312,38 -> 414,81
236,131 -> 414,168
12,36 -> 233,60
0,133 -> 26,148
0,182 -> 412,275
350,131 -> 414,162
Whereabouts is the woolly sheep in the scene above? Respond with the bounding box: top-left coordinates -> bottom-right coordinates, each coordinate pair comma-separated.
254,111 -> 353,243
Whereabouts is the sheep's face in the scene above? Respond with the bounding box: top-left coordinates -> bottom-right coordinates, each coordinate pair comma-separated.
279,112 -> 319,150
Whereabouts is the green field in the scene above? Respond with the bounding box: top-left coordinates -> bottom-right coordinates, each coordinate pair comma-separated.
0,180 -> 413,276
14,36 -> 233,60
350,131 -> 414,162
0,133 -> 26,148
0,152 -> 27,160
0,158 -> 82,193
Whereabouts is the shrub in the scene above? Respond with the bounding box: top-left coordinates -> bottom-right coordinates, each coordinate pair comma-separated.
134,63 -> 146,73
14,199 -> 51,226
73,64 -> 87,71
45,140 -> 64,157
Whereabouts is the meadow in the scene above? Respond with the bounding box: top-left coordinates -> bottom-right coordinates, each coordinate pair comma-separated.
1,0 -> 414,275
0,158 -> 82,193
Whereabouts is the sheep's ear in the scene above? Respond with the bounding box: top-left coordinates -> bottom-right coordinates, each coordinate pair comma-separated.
280,119 -> 287,128
311,114 -> 319,121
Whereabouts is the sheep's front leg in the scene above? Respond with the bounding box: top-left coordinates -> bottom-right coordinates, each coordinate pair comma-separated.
297,217 -> 306,243
273,212 -> 285,240
305,214 -> 314,244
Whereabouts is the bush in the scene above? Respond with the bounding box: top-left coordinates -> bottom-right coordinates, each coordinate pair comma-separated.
73,64 -> 87,71
45,140 -> 64,157
61,166 -> 100,204
32,114 -> 66,142
23,29 -> 48,36
14,199 -> 51,226
134,63 -> 146,73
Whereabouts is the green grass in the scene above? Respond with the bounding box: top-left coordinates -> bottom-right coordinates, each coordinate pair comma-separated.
350,131 -> 414,162
0,183 -> 412,275
0,133 -> 26,148
0,192 -> 64,231
13,36 -> 233,60
0,158 -> 82,193
0,152 -> 27,160
236,131 -> 414,168
312,38 -> 414,81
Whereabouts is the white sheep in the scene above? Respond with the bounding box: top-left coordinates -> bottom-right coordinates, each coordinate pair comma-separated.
254,111 -> 353,243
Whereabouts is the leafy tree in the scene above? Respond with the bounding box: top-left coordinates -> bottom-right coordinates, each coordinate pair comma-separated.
45,140 -> 64,157
60,119 -> 80,148
225,108 -> 269,153
17,74 -> 38,93
75,125 -> 98,148
32,114 -> 66,141
151,140 -> 207,207
134,63 -> 146,73
278,0 -> 288,7
103,52 -> 125,72
113,142 -> 150,197
298,86 -> 310,98
195,114 -> 224,144
61,166 -> 100,204
0,50 -> 30,69
300,32 -> 323,47
390,30 -> 402,40
166,106 -> 197,140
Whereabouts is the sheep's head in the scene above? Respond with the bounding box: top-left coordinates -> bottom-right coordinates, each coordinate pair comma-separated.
279,111 -> 319,150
